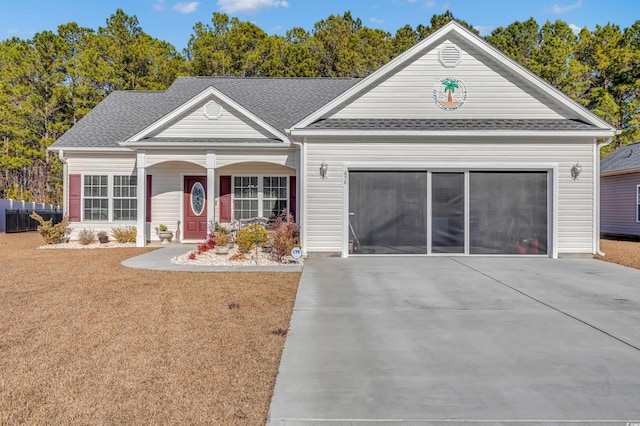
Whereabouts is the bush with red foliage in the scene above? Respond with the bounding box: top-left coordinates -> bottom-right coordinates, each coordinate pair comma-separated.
205,232 -> 216,250
270,216 -> 300,261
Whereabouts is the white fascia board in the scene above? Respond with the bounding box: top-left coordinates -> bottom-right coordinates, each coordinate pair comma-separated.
126,86 -> 289,143
119,141 -> 292,149
47,146 -> 133,153
343,160 -> 558,170
292,21 -> 615,132
291,128 -> 616,139
601,168 -> 640,177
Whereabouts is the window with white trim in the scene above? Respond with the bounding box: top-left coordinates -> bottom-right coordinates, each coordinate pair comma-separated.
637,185 -> 640,222
233,175 -> 288,220
84,175 -> 108,221
263,176 -> 288,219
113,176 -> 137,220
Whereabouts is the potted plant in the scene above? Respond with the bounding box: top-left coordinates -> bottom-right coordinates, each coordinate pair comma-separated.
155,224 -> 173,244
215,232 -> 230,254
97,230 -> 109,244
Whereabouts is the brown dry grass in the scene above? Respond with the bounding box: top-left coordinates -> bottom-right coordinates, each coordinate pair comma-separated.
0,232 -> 300,425
595,238 -> 640,269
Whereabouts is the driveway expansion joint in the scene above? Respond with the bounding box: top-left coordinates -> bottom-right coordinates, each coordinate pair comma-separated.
450,257 -> 640,354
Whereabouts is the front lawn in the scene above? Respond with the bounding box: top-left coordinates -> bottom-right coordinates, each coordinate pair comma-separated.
0,232 -> 299,424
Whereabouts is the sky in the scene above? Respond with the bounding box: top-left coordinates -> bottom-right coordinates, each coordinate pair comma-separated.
0,0 -> 637,52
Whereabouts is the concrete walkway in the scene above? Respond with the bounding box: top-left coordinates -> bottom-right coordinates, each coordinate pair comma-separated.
121,244 -> 303,272
268,256 -> 640,424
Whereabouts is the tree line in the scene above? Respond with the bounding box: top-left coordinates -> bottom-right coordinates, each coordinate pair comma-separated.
0,9 -> 638,203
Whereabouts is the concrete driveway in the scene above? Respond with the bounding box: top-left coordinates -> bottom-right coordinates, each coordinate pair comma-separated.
268,256 -> 640,425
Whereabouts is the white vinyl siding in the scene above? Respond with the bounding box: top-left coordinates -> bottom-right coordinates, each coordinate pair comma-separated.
600,173 -> 640,237
153,100 -> 273,139
64,155 -> 138,240
146,152 -> 206,168
215,151 -> 296,169
67,153 -> 136,175
330,34 -> 567,120
147,161 -> 204,241
304,138 -> 594,255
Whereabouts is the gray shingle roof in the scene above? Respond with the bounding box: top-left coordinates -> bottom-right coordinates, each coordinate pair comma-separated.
307,118 -> 598,130
51,77 -> 360,148
601,142 -> 640,173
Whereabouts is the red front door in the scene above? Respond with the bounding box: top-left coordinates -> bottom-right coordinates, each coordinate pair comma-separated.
184,176 -> 207,240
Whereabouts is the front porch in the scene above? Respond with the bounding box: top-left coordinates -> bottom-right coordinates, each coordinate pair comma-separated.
136,151 -> 298,247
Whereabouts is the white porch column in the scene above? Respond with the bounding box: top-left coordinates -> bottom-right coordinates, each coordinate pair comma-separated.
206,151 -> 216,232
298,140 -> 307,254
136,150 -> 146,247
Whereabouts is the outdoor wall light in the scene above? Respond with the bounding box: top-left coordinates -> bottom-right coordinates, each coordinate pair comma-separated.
571,162 -> 582,180
320,160 -> 328,179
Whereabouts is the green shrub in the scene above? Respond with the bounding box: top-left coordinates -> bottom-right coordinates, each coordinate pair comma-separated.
78,228 -> 96,245
111,225 -> 137,243
30,212 -> 71,245
237,223 -> 268,254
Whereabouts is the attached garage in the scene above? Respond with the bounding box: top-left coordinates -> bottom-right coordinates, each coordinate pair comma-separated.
348,169 -> 549,255
289,22 -> 615,258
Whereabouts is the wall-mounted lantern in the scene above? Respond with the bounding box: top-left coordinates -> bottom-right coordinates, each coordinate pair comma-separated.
320,160 -> 328,179
571,162 -> 582,180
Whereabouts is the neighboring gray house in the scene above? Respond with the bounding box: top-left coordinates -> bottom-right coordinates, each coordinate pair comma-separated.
601,142 -> 640,238
49,21 -> 616,257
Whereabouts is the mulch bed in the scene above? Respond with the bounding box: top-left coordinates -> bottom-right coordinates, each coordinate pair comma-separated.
0,232 -> 299,425
595,238 -> 640,269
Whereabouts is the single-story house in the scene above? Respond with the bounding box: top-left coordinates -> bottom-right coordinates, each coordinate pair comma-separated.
601,142 -> 640,238
49,21 -> 616,257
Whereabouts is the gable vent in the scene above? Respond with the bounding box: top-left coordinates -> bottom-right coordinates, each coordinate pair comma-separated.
439,45 -> 462,68
204,101 -> 223,119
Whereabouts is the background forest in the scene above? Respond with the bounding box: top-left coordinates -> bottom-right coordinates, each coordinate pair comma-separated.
1,9 -> 639,204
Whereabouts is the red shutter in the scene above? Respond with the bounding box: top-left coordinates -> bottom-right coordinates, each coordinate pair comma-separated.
220,175 -> 232,223
289,176 -> 297,222
68,174 -> 81,221
146,175 -> 152,222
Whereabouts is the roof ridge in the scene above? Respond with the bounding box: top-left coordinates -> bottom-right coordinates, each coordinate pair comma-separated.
173,76 -> 358,81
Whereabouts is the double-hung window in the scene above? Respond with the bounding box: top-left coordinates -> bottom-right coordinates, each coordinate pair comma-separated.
83,175 -> 137,221
263,177 -> 288,219
113,176 -> 137,220
233,176 -> 288,220
84,175 -> 108,220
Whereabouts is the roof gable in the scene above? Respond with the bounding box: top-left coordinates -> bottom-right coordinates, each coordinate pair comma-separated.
126,86 -> 286,143
50,77 -> 360,150
293,21 -> 614,132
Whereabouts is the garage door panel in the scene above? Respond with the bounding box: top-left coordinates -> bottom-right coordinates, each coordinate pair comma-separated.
432,172 -> 465,254
469,171 -> 548,255
349,171 -> 428,254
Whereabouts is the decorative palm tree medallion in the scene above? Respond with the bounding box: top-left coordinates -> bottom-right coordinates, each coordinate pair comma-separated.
433,77 -> 467,111
190,182 -> 205,216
